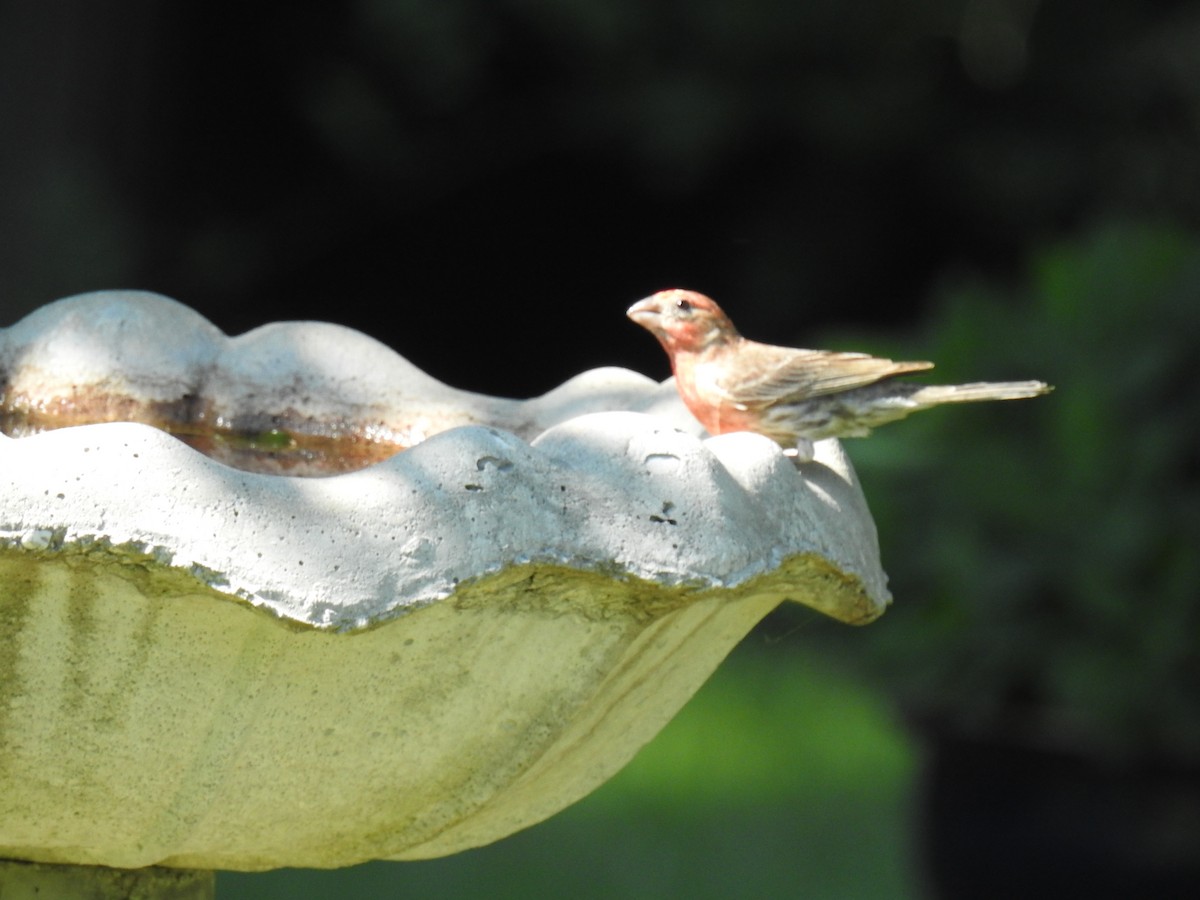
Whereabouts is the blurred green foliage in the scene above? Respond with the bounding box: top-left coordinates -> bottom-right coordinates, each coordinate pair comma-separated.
818,221 -> 1200,764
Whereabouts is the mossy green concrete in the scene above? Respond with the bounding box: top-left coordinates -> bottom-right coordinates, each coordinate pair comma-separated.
0,858 -> 214,899
0,542 -> 877,871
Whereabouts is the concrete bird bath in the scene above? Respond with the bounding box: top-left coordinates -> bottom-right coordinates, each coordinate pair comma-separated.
0,292 -> 890,896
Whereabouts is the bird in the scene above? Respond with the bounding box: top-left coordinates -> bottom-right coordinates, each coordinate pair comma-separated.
627,288 -> 1052,460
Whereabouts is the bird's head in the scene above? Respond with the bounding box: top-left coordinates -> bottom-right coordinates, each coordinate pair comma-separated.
626,289 -> 738,355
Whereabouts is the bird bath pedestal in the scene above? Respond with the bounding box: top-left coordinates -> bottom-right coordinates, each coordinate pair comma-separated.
0,293 -> 890,895
0,858 -> 214,899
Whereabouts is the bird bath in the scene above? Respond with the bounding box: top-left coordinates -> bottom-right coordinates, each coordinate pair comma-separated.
0,292 -> 890,896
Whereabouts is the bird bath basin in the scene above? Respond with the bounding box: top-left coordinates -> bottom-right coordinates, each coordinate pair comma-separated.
0,292 -> 890,892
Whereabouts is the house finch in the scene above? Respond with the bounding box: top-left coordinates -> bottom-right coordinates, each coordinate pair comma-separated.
627,289 -> 1051,459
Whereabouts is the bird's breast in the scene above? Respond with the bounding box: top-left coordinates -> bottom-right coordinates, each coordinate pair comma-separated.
673,359 -> 757,436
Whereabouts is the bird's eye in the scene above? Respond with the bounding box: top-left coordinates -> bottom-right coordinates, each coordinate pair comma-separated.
675,298 -> 692,313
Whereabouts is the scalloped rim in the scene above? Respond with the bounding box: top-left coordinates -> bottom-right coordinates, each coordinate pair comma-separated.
0,292 -> 890,628
0,415 -> 888,628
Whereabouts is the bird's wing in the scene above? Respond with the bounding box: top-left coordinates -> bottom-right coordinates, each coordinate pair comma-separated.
707,342 -> 935,407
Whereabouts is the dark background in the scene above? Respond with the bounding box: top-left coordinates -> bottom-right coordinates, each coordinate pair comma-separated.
2,0 -> 1196,394
3,1 -> 1199,897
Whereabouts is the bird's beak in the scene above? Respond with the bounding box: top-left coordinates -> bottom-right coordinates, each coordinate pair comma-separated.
626,296 -> 661,328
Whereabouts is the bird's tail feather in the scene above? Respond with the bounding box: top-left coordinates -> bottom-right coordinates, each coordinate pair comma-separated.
910,380 -> 1053,406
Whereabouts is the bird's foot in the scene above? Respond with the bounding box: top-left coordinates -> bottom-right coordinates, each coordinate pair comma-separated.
783,438 -> 815,465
